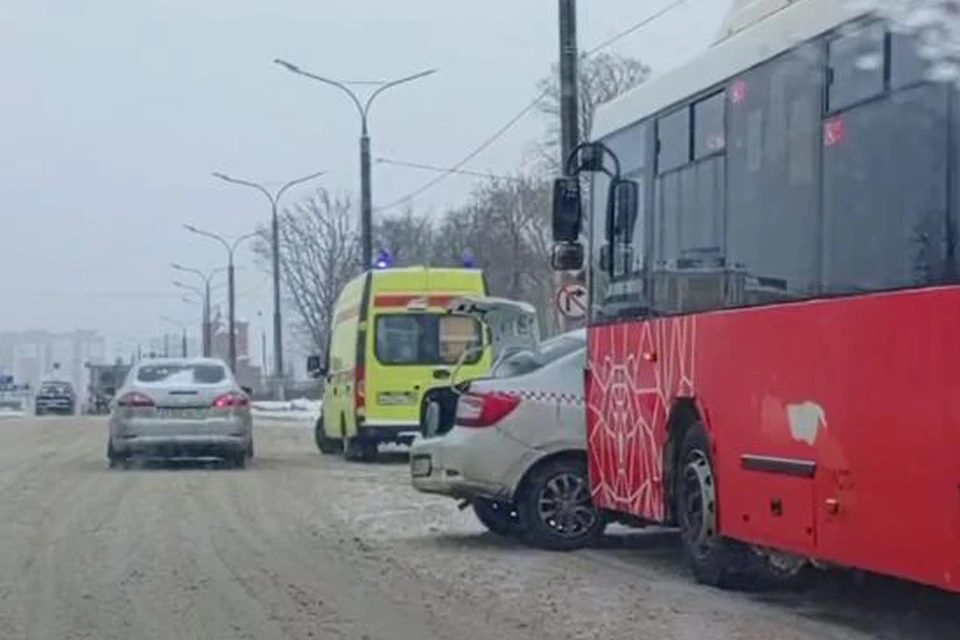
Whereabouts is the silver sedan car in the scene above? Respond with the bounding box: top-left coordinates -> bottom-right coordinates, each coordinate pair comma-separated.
107,358 -> 254,468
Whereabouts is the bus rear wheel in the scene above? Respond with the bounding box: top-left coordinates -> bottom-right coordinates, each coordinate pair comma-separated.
676,423 -> 764,590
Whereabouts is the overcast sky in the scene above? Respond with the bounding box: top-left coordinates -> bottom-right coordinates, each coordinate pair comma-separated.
0,0 -> 730,359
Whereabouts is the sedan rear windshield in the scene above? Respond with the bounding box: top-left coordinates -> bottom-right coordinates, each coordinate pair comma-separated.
492,336 -> 585,379
40,383 -> 72,394
136,363 -> 227,385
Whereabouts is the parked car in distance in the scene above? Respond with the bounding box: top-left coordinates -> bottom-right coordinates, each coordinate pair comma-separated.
107,358 -> 253,468
34,379 -> 75,416
410,328 -> 605,550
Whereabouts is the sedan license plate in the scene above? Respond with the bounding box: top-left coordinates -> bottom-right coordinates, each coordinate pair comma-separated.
156,408 -> 208,420
411,455 -> 432,478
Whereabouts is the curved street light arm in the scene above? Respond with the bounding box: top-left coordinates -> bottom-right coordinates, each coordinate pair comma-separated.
363,68 -> 437,119
207,265 -> 229,284
212,172 -> 276,207
275,169 -> 327,202
274,59 -> 364,122
183,223 -> 231,254
230,230 -> 260,255
172,280 -> 203,296
170,262 -> 206,282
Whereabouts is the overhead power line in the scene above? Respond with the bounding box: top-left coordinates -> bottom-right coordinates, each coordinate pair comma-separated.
375,0 -> 696,212
375,157 -> 521,181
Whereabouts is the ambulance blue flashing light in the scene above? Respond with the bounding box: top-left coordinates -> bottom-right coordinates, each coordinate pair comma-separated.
373,249 -> 394,269
461,250 -> 476,268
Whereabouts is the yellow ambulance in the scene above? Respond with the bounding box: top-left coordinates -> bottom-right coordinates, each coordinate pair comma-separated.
307,265 -> 490,461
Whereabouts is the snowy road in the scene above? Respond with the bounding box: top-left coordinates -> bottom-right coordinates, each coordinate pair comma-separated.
0,416 -> 955,640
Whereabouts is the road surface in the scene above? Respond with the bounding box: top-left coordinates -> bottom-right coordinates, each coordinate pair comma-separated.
0,416 -> 956,640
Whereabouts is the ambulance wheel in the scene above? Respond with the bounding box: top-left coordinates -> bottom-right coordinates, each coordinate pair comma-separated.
344,437 -> 378,463
676,423 -> 765,590
314,417 -> 341,455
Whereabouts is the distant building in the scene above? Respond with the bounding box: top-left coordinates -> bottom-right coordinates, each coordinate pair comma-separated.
0,329 -> 106,391
209,309 -> 262,392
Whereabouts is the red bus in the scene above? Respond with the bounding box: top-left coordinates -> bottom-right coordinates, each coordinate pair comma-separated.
552,0 -> 960,592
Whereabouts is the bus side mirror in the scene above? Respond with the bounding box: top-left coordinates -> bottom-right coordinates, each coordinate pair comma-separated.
306,355 -> 326,379
551,242 -> 584,271
552,177 -> 582,243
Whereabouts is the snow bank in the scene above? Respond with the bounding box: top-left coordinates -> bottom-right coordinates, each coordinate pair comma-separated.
251,398 -> 320,426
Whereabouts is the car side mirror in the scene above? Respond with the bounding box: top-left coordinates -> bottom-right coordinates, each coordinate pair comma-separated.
551,242 -> 584,271
552,176 -> 582,243
306,355 -> 326,379
240,386 -> 253,396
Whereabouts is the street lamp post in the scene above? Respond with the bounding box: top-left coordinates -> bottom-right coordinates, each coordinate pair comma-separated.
182,225 -> 257,374
211,170 -> 326,400
171,265 -> 226,357
273,59 -> 436,269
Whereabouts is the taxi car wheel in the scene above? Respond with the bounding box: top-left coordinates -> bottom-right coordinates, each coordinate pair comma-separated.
472,498 -> 524,537
107,442 -> 128,469
519,456 -> 604,551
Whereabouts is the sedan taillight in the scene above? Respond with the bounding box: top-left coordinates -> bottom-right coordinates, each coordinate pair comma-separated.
116,392 -> 154,408
211,392 -> 249,409
456,392 -> 520,428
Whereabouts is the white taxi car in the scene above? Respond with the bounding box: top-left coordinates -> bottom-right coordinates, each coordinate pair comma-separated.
410,327 -> 605,550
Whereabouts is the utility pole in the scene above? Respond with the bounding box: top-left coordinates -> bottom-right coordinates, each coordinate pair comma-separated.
559,0 -> 580,175
274,59 -> 436,268
558,0 -> 582,332
181,328 -> 188,357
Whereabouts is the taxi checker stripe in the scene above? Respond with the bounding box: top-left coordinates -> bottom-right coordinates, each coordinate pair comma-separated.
505,390 -> 584,406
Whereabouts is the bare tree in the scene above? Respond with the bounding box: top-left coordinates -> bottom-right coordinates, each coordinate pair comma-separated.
375,207 -> 435,266
254,189 -> 361,352
433,175 -> 561,334
534,52 -> 651,171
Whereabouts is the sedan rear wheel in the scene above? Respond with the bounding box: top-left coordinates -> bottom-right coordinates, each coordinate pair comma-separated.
519,456 -> 604,551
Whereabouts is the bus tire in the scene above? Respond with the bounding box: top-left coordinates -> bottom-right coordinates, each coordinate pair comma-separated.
314,417 -> 341,455
676,423 -> 764,590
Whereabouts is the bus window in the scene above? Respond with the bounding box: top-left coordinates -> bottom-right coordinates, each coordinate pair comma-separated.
657,107 -> 691,174
827,22 -> 886,112
693,92 -> 726,159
